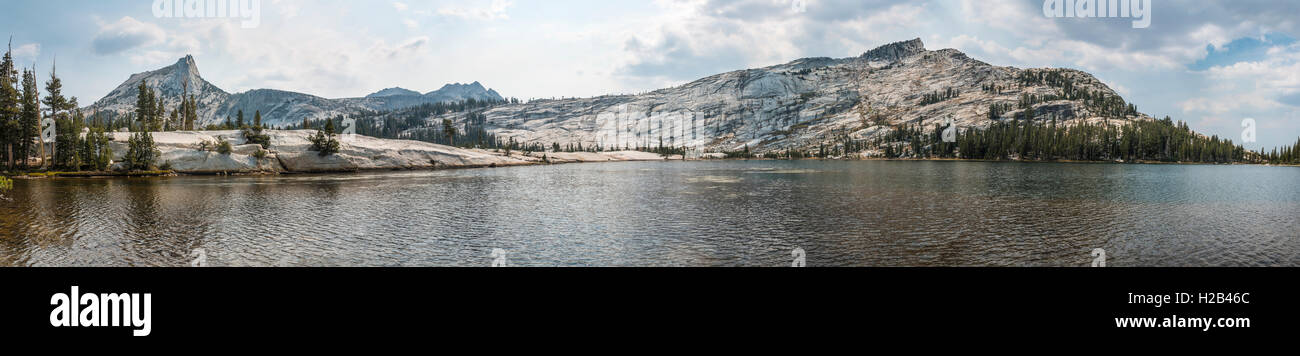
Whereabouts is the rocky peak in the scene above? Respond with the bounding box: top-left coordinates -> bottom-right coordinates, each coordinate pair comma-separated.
425,81 -> 503,102
89,54 -> 226,112
861,38 -> 927,62
366,87 -> 422,98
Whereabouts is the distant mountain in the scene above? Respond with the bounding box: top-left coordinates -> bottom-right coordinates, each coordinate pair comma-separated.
85,56 -> 506,127
343,82 -> 506,112
424,82 -> 503,103
89,55 -> 230,121
366,87 -> 422,98
423,38 -> 1147,153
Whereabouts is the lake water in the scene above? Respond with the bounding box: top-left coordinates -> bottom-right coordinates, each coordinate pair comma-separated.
2,160 -> 1298,267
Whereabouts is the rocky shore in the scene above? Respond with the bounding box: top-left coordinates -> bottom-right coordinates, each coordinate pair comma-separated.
98,130 -> 675,175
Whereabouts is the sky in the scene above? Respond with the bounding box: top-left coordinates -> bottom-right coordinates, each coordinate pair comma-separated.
1,0 -> 1298,149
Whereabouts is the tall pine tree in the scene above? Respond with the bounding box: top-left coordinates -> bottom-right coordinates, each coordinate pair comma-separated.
0,39 -> 20,169
19,67 -> 40,168
135,81 -> 157,131
43,59 -> 74,169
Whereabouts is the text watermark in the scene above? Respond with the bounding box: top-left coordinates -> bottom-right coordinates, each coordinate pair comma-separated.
153,0 -> 262,29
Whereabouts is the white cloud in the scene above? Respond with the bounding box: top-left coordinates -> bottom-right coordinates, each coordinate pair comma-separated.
438,0 -> 513,21
615,1 -> 929,86
11,43 -> 40,62
92,16 -> 167,55
393,2 -> 409,12
1179,95 -> 1285,114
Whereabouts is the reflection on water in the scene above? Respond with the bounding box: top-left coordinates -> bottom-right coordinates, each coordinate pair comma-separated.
2,161 -> 1298,267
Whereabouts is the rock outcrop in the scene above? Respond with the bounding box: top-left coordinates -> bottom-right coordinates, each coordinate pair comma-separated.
103,130 -> 672,174
418,38 -> 1143,154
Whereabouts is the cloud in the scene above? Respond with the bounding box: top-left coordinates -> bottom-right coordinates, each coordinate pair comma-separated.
92,16 -> 167,55
1277,92 -> 1300,107
1193,44 -> 1300,112
376,36 -> 431,59
1179,95 -> 1285,114
393,2 -> 409,12
11,43 -> 40,62
614,0 -> 927,85
438,0 -> 513,21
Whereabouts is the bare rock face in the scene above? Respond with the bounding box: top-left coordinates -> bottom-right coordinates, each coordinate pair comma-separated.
107,131 -> 274,174
96,130 -> 670,174
418,38 -> 1143,154
861,38 -> 928,62
267,130 -> 526,172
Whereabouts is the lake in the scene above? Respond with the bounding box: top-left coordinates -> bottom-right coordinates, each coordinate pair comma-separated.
2,160 -> 1297,267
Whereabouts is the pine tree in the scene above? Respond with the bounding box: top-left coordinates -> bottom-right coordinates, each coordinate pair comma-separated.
236,109 -> 245,128
19,67 -> 40,168
43,59 -> 77,168
442,119 -> 457,146
253,110 -> 262,129
0,39 -> 20,169
124,130 -> 157,171
54,109 -> 84,170
183,92 -> 197,130
309,119 -> 339,156
86,127 -> 111,171
136,82 -> 152,131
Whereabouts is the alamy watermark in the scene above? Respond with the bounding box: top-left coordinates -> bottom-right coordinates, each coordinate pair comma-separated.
190,248 -> 207,267
1091,248 -> 1106,267
791,0 -> 807,14
791,248 -> 806,267
50,286 -> 152,336
1043,0 -> 1151,29
491,248 -> 508,267
942,116 -> 957,143
593,104 -> 701,151
41,117 -> 55,143
340,116 -> 358,143
1241,118 -> 1257,144
152,0 -> 262,29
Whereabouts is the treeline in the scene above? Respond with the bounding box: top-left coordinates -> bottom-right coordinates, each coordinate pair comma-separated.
0,41 -> 118,172
859,116 -> 1251,163
298,98 -> 689,158
1262,137 -> 1300,165
919,87 -> 959,106
291,99 -> 513,150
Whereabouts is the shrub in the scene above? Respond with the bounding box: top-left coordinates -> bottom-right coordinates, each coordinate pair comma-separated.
242,127 -> 271,149
309,120 -> 340,156
217,139 -> 233,155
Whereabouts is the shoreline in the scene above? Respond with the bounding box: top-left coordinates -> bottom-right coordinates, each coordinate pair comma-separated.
2,129 -> 1294,180
12,154 -> 1300,179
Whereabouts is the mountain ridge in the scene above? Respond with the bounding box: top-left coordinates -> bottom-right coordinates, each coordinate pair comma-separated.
86,39 -> 1147,155
412,38 -> 1143,154
84,56 -> 505,127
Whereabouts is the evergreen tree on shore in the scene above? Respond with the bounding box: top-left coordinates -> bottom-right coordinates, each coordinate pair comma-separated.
135,81 -> 159,131
0,40 -> 20,169
44,59 -> 79,169
309,119 -> 339,156
442,119 -> 456,146
19,67 -> 40,168
124,130 -> 157,170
